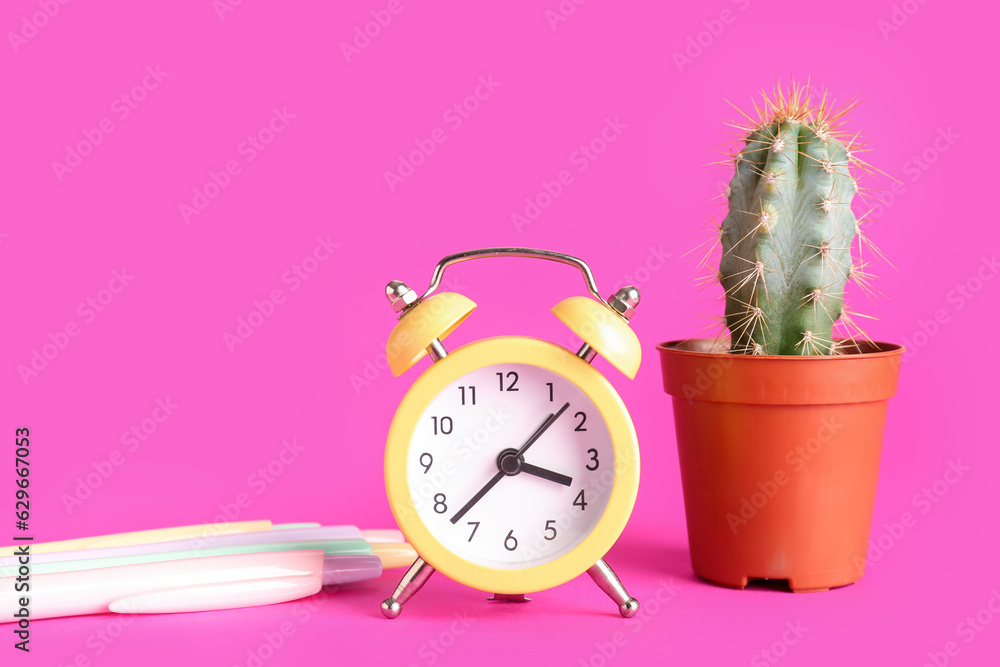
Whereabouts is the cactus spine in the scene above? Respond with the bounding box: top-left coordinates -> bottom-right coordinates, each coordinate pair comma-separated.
718,83 -> 874,355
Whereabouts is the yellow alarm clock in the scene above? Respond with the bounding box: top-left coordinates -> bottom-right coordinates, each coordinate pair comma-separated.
380,248 -> 641,618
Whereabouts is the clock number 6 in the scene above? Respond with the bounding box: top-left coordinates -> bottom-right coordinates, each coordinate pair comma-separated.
504,530 -> 518,551
586,448 -> 599,471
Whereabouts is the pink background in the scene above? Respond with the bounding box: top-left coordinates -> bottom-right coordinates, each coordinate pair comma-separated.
3,0 -> 998,665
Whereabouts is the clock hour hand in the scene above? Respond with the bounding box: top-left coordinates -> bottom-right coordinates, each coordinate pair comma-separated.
519,462 -> 573,486
449,402 -> 571,525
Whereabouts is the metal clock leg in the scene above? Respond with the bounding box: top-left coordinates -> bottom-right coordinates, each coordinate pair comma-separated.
381,557 -> 435,619
587,558 -> 640,618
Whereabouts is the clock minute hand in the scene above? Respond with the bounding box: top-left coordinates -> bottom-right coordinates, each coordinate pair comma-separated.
449,402 -> 570,525
449,469 -> 505,525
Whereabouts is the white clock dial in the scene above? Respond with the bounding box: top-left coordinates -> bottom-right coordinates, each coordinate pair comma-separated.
406,363 -> 614,570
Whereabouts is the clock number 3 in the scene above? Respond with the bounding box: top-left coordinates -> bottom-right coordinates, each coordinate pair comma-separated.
586,448 -> 599,471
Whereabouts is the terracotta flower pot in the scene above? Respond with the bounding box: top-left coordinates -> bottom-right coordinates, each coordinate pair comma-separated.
657,339 -> 903,592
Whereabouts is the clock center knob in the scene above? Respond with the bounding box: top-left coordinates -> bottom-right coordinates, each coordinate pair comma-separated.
496,448 -> 523,476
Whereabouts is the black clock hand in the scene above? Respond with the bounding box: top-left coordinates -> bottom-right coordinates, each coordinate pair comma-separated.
449,469 -> 505,524
519,462 -> 573,486
513,402 -> 569,459
449,402 -> 570,525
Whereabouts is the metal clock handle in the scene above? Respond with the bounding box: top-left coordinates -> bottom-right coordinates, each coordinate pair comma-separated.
421,247 -> 607,304
386,247 -> 641,362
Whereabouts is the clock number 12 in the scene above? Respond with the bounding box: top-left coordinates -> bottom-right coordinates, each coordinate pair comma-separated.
496,371 -> 519,392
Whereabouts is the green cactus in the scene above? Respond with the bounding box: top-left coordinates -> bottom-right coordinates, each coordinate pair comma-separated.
718,83 -> 873,355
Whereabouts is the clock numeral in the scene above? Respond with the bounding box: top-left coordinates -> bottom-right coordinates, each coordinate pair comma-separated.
573,489 -> 588,511
433,493 -> 448,514
431,416 -> 453,435
574,411 -> 588,432
458,385 -> 476,406
419,452 -> 433,474
544,520 -> 558,541
504,529 -> 518,551
546,382 -> 554,402
467,521 -> 480,542
586,448 -> 599,471
496,371 -> 519,392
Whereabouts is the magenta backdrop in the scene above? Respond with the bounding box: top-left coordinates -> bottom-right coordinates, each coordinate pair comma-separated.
2,1 -> 998,665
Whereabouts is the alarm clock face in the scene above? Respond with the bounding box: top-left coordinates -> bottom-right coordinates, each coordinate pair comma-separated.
407,363 -> 614,570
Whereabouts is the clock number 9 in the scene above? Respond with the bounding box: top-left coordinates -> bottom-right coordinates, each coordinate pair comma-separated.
419,452 -> 433,474
431,416 -> 453,435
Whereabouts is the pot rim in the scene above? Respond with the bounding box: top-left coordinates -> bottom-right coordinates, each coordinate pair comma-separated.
657,338 -> 904,360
